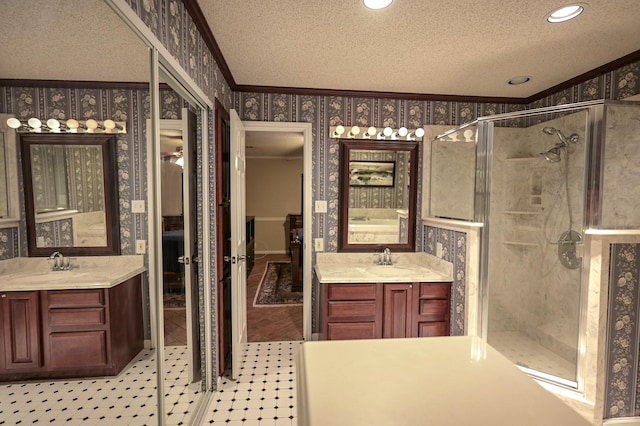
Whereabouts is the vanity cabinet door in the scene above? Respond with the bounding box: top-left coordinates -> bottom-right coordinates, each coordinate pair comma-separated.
0,291 -> 42,371
383,284 -> 414,338
412,283 -> 451,337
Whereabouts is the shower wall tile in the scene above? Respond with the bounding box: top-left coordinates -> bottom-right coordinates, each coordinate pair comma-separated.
600,104 -> 640,228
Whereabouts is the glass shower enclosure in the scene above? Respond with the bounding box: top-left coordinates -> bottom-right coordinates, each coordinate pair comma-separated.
429,99 -> 640,389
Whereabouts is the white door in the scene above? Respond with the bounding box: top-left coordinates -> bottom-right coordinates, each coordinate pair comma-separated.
230,109 -> 247,379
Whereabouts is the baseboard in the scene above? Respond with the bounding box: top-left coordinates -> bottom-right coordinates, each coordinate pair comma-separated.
144,339 -> 152,349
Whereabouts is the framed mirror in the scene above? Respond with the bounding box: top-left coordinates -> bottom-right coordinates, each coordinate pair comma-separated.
338,140 -> 418,252
0,114 -> 19,225
20,133 -> 120,256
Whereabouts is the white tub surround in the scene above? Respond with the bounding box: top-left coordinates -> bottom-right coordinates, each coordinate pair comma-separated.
296,336 -> 591,426
0,255 -> 146,291
314,252 -> 452,283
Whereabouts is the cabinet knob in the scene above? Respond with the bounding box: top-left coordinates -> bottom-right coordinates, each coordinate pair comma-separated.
1,294 -> 6,298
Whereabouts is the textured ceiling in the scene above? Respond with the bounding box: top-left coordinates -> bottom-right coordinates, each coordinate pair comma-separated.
199,0 -> 640,98
2,0 -> 639,100
2,1 -> 638,158
0,0 -> 149,83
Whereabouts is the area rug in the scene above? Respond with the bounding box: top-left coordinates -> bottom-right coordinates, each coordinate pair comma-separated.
164,292 -> 186,309
253,261 -> 303,307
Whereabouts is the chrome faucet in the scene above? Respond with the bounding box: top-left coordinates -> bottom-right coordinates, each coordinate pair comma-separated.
377,247 -> 393,266
49,251 -> 71,271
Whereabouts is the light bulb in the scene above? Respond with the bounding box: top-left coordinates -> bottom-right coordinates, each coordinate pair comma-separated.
86,119 -> 98,132
366,126 -> 377,137
103,119 -> 116,131
28,118 -> 42,129
383,127 -> 393,137
46,119 -> 61,131
349,126 -> 361,137
66,119 -> 79,130
6,118 -> 21,129
414,128 -> 425,138
398,127 -> 408,137
333,125 -> 345,137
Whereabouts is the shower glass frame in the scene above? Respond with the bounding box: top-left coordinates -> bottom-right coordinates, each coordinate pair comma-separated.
431,100 -> 619,392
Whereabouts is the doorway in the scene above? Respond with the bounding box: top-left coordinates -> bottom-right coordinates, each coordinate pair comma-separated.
244,130 -> 304,342
217,118 -> 313,378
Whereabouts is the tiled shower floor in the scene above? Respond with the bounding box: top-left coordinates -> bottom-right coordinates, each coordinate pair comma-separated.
488,331 -> 576,381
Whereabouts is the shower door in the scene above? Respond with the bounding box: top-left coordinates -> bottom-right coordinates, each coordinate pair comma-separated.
484,109 -> 589,387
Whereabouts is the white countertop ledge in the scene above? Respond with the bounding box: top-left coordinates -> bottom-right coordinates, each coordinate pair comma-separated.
0,255 -> 146,291
296,336 -> 591,426
315,252 -> 452,283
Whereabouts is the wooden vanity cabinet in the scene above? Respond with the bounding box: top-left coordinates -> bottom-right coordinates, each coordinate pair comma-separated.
321,282 -> 451,341
0,274 -> 143,381
0,291 -> 42,372
320,283 -> 383,340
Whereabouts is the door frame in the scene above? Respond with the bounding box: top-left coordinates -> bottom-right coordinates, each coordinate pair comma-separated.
242,121 -> 313,341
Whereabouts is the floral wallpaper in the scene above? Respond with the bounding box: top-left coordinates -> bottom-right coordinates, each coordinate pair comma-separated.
606,243 -> 640,418
423,225 -> 467,336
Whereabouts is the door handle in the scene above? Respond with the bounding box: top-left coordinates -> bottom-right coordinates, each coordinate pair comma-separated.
193,256 -> 200,263
224,256 -> 235,264
178,256 -> 190,265
237,255 -> 246,262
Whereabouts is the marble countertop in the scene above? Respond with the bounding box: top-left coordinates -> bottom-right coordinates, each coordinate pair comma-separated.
0,256 -> 146,291
296,336 -> 590,426
314,252 -> 452,283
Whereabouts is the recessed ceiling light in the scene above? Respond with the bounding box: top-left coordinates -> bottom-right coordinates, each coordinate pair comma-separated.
363,0 -> 393,10
508,76 -> 532,85
546,3 -> 586,23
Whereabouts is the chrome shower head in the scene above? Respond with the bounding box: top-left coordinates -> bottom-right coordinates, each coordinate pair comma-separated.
540,146 -> 563,162
541,126 -> 579,145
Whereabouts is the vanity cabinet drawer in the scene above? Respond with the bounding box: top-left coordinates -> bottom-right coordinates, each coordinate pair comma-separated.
416,321 -> 448,338
327,301 -> 377,322
419,283 -> 449,299
417,299 -> 448,322
327,322 -> 377,340
327,283 -> 377,301
46,289 -> 105,308
48,307 -> 106,327
47,331 -> 108,369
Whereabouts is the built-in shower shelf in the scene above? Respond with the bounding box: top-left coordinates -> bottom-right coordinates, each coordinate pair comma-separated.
502,241 -> 538,247
503,210 -> 539,215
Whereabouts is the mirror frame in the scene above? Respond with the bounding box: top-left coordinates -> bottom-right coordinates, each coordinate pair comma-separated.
338,139 -> 418,252
20,133 -> 121,256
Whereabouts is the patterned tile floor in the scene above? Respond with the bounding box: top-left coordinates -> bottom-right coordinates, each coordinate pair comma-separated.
202,341 -> 302,426
488,331 -> 576,381
0,341 -> 301,425
0,346 -> 202,425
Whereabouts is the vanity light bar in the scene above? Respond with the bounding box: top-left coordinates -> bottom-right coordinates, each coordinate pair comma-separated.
329,125 -> 424,141
6,117 -> 127,134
